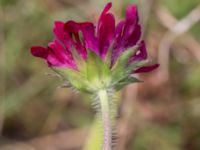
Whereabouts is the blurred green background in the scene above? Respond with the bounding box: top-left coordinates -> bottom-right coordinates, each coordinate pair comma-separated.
1,0 -> 200,149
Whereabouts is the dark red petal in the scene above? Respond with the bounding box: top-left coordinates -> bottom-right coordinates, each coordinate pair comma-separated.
122,5 -> 139,42
110,20 -> 125,67
47,40 -> 77,69
111,5 -> 140,67
97,2 -> 115,59
97,2 -> 113,38
130,41 -> 147,62
53,21 -> 71,49
134,64 -> 159,73
47,42 -> 65,67
115,20 -> 125,40
99,2 -> 112,20
126,24 -> 141,48
125,4 -> 138,21
53,21 -> 64,39
98,13 -> 115,59
64,21 -> 87,60
64,21 -> 80,32
80,22 -> 98,54
31,46 -> 48,59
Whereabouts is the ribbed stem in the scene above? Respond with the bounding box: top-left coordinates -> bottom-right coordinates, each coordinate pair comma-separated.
98,89 -> 112,150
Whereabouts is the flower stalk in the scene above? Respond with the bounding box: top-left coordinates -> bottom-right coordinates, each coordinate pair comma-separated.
84,90 -> 119,150
98,89 -> 112,150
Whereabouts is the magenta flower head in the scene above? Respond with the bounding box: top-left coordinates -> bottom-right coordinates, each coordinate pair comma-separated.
31,3 -> 159,149
31,2 -> 158,93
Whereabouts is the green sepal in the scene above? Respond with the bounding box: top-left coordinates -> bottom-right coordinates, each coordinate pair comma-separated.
84,51 -> 111,90
126,60 -> 149,74
55,68 -> 91,93
52,46 -> 149,93
111,47 -> 138,83
114,76 -> 142,91
54,51 -> 112,93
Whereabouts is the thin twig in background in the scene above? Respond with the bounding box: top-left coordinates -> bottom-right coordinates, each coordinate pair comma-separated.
180,35 -> 200,62
156,5 -> 200,83
139,0 -> 155,35
0,6 -> 5,135
157,7 -> 200,63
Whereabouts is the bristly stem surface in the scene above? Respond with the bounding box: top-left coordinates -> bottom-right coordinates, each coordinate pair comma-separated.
84,90 -> 118,150
98,89 -> 112,150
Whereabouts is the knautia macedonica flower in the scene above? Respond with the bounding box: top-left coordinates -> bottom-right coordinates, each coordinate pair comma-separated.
31,2 -> 158,150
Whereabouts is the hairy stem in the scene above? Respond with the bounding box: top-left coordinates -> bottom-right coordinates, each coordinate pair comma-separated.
98,89 -> 112,150
84,90 -> 119,150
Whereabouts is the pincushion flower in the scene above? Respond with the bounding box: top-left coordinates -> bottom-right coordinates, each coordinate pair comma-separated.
31,2 -> 158,150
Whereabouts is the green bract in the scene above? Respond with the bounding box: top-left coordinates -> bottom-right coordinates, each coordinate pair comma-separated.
55,48 -> 144,93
